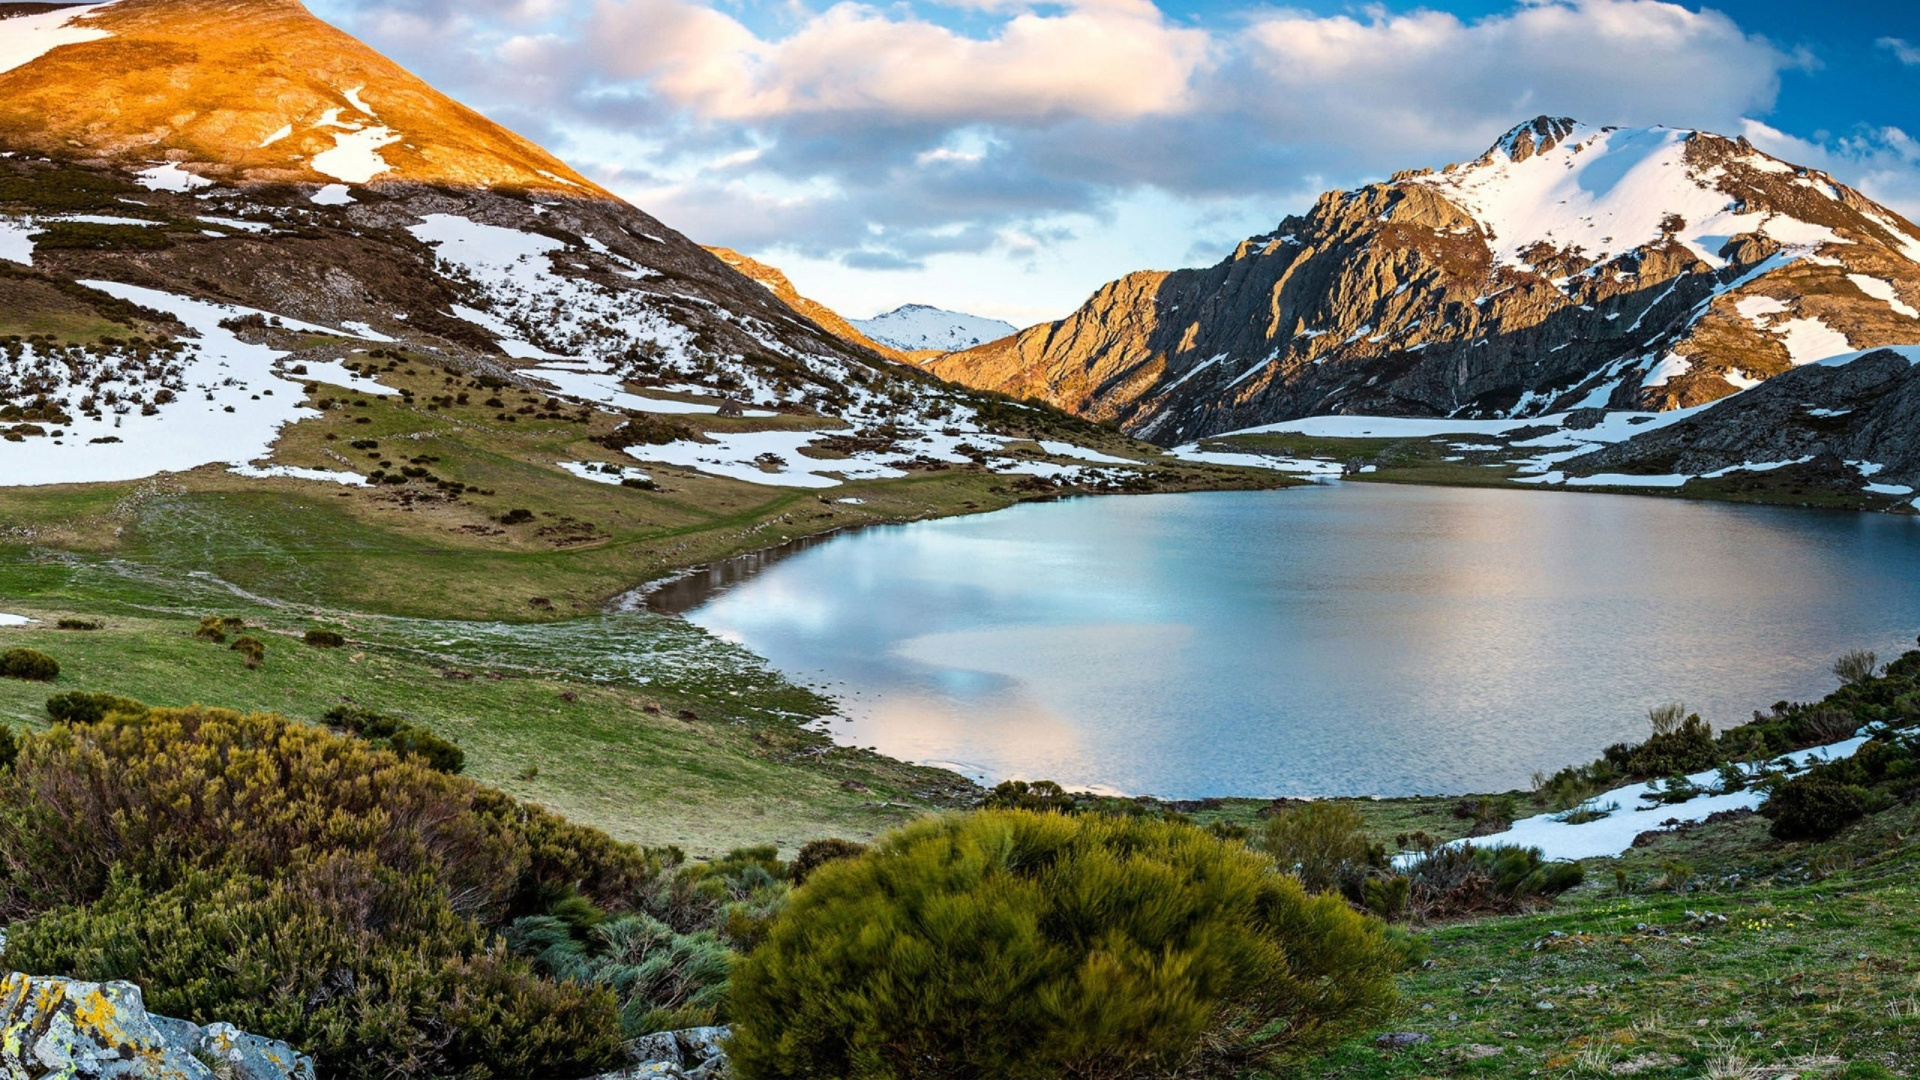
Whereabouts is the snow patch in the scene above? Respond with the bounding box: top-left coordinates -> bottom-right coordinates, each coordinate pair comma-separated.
0,1 -> 115,77
135,163 -> 212,193
309,185 -> 354,206
311,125 -> 402,184
0,218 -> 33,265
1847,274 -> 1918,319
1774,317 -> 1853,365
1036,440 -> 1135,465
228,464 -> 367,486
0,613 -> 33,627
259,125 -> 293,148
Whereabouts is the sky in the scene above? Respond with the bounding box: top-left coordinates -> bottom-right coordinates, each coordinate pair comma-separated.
308,0 -> 1920,326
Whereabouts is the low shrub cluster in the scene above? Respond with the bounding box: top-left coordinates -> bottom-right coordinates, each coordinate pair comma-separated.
728,810 -> 1404,1080
324,705 -> 466,774
0,648 -> 59,682
0,706 -> 660,1080
304,628 -> 346,648
1399,843 -> 1585,920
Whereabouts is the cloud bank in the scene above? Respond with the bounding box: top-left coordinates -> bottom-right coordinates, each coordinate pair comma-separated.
312,0 -> 1916,319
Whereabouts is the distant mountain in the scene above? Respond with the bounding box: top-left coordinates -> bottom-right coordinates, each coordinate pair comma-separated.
852,305 -> 1018,354
928,117 -> 1920,446
705,247 -> 906,361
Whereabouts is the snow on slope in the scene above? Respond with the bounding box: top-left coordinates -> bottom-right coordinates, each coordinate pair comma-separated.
0,2 -> 115,77
1415,122 -> 1834,272
0,282 -> 384,487
852,305 -> 1017,353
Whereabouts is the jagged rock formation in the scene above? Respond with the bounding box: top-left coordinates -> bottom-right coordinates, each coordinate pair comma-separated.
704,247 -> 905,361
0,971 -> 314,1079
852,305 -> 1017,355
1562,346 -> 1920,497
931,117 -> 1920,445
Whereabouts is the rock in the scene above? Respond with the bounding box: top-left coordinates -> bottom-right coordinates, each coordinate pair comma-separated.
592,1026 -> 732,1080
0,972 -> 314,1079
1375,1031 -> 1433,1050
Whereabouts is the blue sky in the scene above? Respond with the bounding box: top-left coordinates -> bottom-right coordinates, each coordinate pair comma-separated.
311,0 -> 1920,325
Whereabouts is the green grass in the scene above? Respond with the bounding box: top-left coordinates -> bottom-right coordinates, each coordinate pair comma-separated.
1287,804 -> 1920,1078
0,605 -> 975,857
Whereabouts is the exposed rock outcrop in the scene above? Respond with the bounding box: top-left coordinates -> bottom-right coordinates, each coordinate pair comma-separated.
591,1025 -> 731,1080
1562,346 -> 1920,499
930,118 -> 1920,446
0,972 -> 314,1079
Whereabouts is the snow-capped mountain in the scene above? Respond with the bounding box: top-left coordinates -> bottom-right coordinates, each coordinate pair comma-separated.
851,305 -> 1018,354
0,0 -> 1159,495
929,117 -> 1920,446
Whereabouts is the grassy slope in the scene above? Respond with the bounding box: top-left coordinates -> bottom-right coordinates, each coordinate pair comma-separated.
1288,803 -> 1920,1079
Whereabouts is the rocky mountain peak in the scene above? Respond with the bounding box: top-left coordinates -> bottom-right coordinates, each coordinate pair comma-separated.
1483,115 -> 1580,165
929,115 -> 1920,445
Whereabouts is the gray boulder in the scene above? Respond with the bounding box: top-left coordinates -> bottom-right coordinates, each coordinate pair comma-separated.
0,971 -> 314,1080
593,1026 -> 732,1080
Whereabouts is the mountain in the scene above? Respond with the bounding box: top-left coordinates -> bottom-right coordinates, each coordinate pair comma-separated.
851,305 -> 1018,354
0,0 -> 1185,500
929,117 -> 1920,446
703,247 -> 906,361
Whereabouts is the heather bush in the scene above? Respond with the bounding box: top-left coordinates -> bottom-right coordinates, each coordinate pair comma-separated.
4,864 -> 625,1080
0,648 -> 59,682
304,628 -> 347,648
1256,800 -> 1383,896
193,615 -> 227,643
1763,776 -> 1870,841
1403,843 -> 1583,919
324,704 -> 465,774
0,706 -> 665,1078
44,691 -> 146,725
728,810 -> 1401,1080
788,837 -> 867,884
230,635 -> 266,668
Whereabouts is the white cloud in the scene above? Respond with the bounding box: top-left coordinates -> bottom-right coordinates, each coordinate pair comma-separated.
1880,37 -> 1920,66
585,0 -> 1209,123
309,0 -> 1917,319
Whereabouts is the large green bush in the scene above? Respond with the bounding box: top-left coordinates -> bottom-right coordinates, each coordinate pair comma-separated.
0,706 -> 661,1079
727,810 -> 1402,1080
6,864 -> 624,1080
1763,775 -> 1870,841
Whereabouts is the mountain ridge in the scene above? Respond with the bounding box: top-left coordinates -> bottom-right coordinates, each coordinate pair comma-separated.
929,117 -> 1920,447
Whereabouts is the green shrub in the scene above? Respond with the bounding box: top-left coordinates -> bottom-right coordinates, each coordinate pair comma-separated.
55,618 -> 101,631
1833,650 -> 1879,686
1762,775 -> 1869,841
509,911 -> 733,1035
45,691 -> 147,725
324,705 -> 464,773
1255,801 -> 1381,896
383,725 -> 466,775
1602,713 -> 1718,780
789,837 -> 867,884
727,810 -> 1400,1080
193,615 -> 228,644
1403,844 -> 1583,918
4,864 -> 625,1080
982,778 -> 1076,812
230,636 -> 266,668
0,648 -> 59,682
0,706 -> 651,918
304,628 -> 347,648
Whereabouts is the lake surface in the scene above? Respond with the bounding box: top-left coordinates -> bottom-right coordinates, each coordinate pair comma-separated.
681,485 -> 1920,799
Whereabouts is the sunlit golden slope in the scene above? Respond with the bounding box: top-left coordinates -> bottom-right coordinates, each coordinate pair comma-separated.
0,0 -> 604,195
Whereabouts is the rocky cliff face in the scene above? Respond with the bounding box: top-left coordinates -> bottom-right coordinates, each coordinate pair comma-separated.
930,117 -> 1920,445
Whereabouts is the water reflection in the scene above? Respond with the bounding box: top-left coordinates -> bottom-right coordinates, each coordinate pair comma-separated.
686,485 -> 1920,798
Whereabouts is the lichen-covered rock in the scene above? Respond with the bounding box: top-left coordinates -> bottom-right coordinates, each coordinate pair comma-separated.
592,1026 -> 731,1080
0,972 -> 313,1080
